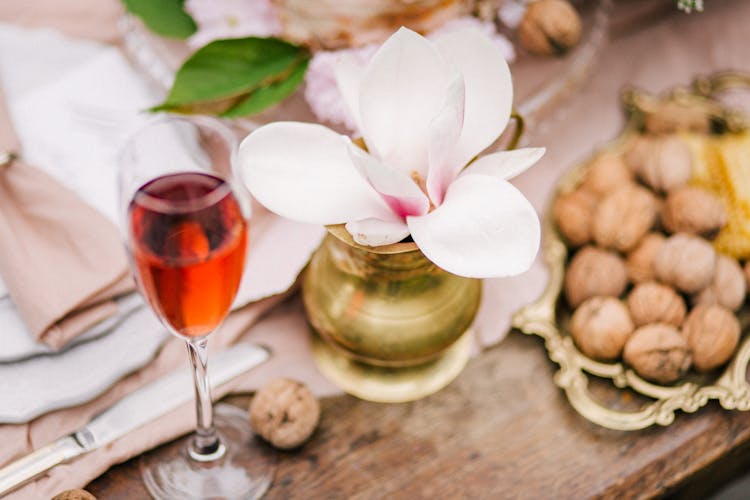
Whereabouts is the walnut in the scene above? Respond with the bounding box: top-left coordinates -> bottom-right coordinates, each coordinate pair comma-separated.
518,0 -> 582,56
626,232 -> 666,284
626,282 -> 686,327
571,296 -> 634,361
581,153 -> 633,198
553,188 -> 597,247
593,184 -> 658,252
694,255 -> 746,311
624,135 -> 692,192
682,304 -> 740,372
565,246 -> 628,307
654,233 -> 716,294
643,101 -> 711,135
661,186 -> 727,237
52,491 -> 97,500
623,324 -> 692,384
249,378 -> 320,450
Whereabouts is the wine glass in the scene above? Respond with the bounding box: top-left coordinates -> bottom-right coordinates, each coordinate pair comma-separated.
117,115 -> 275,499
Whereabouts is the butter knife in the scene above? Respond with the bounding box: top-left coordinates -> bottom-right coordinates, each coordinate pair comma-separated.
0,342 -> 268,497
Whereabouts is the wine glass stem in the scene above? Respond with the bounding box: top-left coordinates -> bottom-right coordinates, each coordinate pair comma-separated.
186,337 -> 226,462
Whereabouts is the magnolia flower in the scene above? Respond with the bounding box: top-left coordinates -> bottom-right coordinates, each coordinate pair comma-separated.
239,27 -> 543,279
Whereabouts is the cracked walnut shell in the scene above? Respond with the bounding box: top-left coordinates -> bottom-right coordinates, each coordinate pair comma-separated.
518,0 -> 582,56
662,186 -> 727,237
626,282 -> 686,327
624,135 -> 692,193
682,304 -> 740,372
553,188 -> 597,247
694,254 -> 746,311
623,324 -> 692,384
593,184 -> 658,252
249,378 -> 320,450
581,153 -> 633,198
653,233 -> 716,294
565,246 -> 628,307
626,232 -> 666,284
571,296 -> 634,361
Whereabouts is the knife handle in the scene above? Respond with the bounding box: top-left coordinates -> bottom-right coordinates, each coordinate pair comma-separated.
0,436 -> 83,497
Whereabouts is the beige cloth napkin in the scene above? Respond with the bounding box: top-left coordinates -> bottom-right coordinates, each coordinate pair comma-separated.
0,87 -> 135,349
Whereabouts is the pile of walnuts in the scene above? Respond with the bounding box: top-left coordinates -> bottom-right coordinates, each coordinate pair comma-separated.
554,134 -> 747,384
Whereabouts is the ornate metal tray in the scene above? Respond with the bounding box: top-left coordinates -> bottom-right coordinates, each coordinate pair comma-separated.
512,72 -> 750,430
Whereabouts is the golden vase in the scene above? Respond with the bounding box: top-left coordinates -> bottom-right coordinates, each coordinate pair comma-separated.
302,225 -> 481,402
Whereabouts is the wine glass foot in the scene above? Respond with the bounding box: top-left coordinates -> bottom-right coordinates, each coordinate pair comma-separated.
140,403 -> 277,500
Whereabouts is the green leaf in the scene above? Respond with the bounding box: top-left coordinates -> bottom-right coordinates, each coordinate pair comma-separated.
153,37 -> 309,116
123,0 -> 197,39
220,58 -> 309,118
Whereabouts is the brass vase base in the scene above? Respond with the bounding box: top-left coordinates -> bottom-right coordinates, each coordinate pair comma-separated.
311,329 -> 473,403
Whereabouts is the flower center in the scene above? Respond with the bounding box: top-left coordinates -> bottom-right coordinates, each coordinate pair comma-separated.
411,171 -> 436,212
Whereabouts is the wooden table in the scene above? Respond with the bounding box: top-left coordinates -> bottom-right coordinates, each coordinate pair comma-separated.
88,330 -> 750,498
88,1 -> 750,497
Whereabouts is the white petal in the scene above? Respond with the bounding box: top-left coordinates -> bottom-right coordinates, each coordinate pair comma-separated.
427,75 -> 465,206
334,52 -> 366,133
346,217 -> 410,246
348,143 -> 430,218
238,122 -> 392,224
407,174 -> 540,278
358,27 -> 455,177
460,148 -> 545,181
434,29 -> 513,170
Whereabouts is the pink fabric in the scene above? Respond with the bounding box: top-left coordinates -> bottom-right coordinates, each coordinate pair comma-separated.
2,0 -> 750,497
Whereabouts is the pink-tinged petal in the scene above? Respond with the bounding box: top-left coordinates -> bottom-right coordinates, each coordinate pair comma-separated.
306,47 -> 375,132
358,27 -> 456,177
460,148 -> 545,181
427,75 -> 465,206
238,122 -> 392,224
348,143 -> 430,218
434,29 -> 513,171
407,174 -> 540,278
333,51 -> 369,132
346,217 -> 410,246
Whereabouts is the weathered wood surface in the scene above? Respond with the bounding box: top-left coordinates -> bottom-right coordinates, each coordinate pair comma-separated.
88,1 -> 750,497
88,331 -> 750,499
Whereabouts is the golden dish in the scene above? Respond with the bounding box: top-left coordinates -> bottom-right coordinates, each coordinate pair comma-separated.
512,72 -> 750,430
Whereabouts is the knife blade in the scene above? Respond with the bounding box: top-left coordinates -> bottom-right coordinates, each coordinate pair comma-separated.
0,342 -> 268,497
